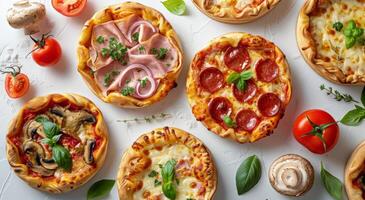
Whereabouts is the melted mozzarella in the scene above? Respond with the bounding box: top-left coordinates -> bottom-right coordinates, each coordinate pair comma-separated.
310,0 -> 365,75
133,145 -> 201,200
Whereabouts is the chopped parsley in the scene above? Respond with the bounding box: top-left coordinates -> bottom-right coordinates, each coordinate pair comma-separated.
103,71 -> 120,87
138,45 -> 145,53
101,37 -> 128,65
121,86 -> 135,96
96,35 -> 105,44
151,47 -> 168,60
333,22 -> 343,32
140,78 -> 148,88
154,179 -> 162,187
186,198 -> 195,200
132,32 -> 139,42
148,170 -> 158,178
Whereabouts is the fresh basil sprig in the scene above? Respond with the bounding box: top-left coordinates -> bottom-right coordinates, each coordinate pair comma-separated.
227,70 -> 253,91
87,179 -> 115,200
236,155 -> 261,195
161,159 -> 177,200
341,87 -> 365,126
35,116 -> 72,171
321,162 -> 343,200
223,115 -> 236,128
161,0 -> 186,16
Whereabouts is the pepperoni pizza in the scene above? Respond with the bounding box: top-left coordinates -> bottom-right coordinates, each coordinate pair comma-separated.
187,32 -> 292,143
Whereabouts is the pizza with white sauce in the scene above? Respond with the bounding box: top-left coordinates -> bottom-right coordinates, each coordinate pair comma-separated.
297,0 -> 365,84
117,127 -> 217,200
77,2 -> 183,107
187,32 -> 292,143
192,0 -> 281,23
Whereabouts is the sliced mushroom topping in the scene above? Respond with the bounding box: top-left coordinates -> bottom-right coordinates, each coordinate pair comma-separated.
23,115 -> 49,139
269,154 -> 314,197
83,139 -> 96,164
40,158 -> 58,170
23,140 -> 55,176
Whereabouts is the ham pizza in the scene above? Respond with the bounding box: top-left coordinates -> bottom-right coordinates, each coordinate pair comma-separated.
297,0 -> 365,84
187,32 -> 292,143
192,0 -> 281,24
117,127 -> 217,200
6,94 -> 108,193
77,2 -> 183,108
345,140 -> 365,200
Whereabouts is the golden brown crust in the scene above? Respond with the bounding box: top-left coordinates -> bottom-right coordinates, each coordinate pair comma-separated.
77,2 -> 183,108
117,127 -> 217,200
192,0 -> 281,24
296,0 -> 365,85
186,32 -> 292,143
6,94 -> 108,193
345,141 -> 365,200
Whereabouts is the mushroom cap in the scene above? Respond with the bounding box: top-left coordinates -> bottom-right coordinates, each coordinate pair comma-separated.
269,154 -> 314,197
7,0 -> 45,29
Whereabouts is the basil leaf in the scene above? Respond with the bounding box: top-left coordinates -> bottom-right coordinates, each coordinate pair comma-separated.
42,121 -> 60,138
35,116 -> 49,123
87,179 -> 115,200
162,159 -> 176,182
162,181 -> 176,200
321,162 -> 343,200
162,0 -> 186,16
361,86 -> 365,107
223,115 -> 236,128
52,145 -> 72,171
227,72 -> 240,84
41,138 -> 52,145
236,78 -> 247,91
236,155 -> 261,195
52,134 -> 62,143
340,108 -> 365,126
333,22 -> 343,32
240,70 -> 253,80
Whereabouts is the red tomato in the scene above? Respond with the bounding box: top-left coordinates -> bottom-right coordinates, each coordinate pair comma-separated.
52,0 -> 87,17
293,109 -> 339,154
31,35 -> 62,67
2,66 -> 30,98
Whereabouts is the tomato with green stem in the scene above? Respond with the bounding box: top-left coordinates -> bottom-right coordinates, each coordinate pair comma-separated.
293,109 -> 339,154
30,34 -> 62,67
1,65 -> 30,98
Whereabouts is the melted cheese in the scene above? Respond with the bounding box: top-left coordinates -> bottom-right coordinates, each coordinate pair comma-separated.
310,0 -> 365,75
133,145 -> 202,200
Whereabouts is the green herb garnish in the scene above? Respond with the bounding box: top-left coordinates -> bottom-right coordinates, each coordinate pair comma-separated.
223,115 -> 236,128
236,155 -> 261,195
320,84 -> 359,103
121,86 -> 135,96
227,70 -> 253,91
139,78 -> 148,88
103,71 -> 120,87
87,179 -> 115,200
138,45 -> 145,53
341,87 -> 365,126
96,36 -> 105,44
101,37 -> 128,64
161,0 -> 186,16
321,162 -> 343,200
148,170 -> 158,177
162,159 -> 177,200
154,179 -> 162,187
151,48 -> 168,60
132,32 -> 139,42
343,20 -> 364,49
333,22 -> 343,32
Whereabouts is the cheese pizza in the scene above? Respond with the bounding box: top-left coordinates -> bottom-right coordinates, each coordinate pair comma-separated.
117,127 -> 217,200
297,0 -> 365,84
345,140 -> 365,200
6,94 -> 108,193
192,0 -> 281,24
187,32 -> 292,143
77,2 -> 183,108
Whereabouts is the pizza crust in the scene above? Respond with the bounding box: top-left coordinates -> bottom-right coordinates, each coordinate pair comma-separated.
6,94 -> 108,193
187,32 -> 292,143
192,0 -> 281,24
296,0 -> 365,85
77,2 -> 183,108
117,127 -> 217,200
345,140 -> 365,200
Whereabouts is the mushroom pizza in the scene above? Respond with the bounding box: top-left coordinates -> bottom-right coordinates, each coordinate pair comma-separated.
77,2 -> 183,108
6,94 -> 108,193
187,32 -> 292,143
117,127 -> 217,200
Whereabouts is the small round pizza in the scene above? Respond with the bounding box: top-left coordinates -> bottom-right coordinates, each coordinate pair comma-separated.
77,2 -> 183,108
6,94 -> 108,193
297,0 -> 365,84
345,140 -> 365,200
192,0 -> 281,24
117,127 -> 217,200
187,32 -> 292,143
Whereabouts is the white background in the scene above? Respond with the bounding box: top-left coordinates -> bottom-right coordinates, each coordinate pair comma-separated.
0,0 -> 363,200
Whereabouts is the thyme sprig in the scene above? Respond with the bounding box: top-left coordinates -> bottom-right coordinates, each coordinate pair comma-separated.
117,113 -> 172,123
320,84 -> 359,103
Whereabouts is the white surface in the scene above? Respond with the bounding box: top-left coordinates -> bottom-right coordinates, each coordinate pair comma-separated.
0,0 -> 363,200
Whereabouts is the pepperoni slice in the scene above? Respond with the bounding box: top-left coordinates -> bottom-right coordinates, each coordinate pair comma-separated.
224,46 -> 251,72
208,97 -> 232,123
199,67 -> 224,93
232,80 -> 257,103
255,59 -> 279,82
258,93 -> 282,117
235,109 -> 260,132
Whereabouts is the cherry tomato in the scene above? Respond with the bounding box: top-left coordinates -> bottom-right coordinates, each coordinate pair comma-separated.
52,0 -> 87,17
1,65 -> 30,98
31,34 -> 62,67
293,109 -> 339,154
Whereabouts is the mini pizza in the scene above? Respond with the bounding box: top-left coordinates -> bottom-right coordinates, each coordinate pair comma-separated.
192,0 -> 281,24
187,32 -> 292,143
345,140 -> 365,200
77,2 -> 183,108
6,94 -> 108,193
297,0 -> 365,84
117,127 -> 217,200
